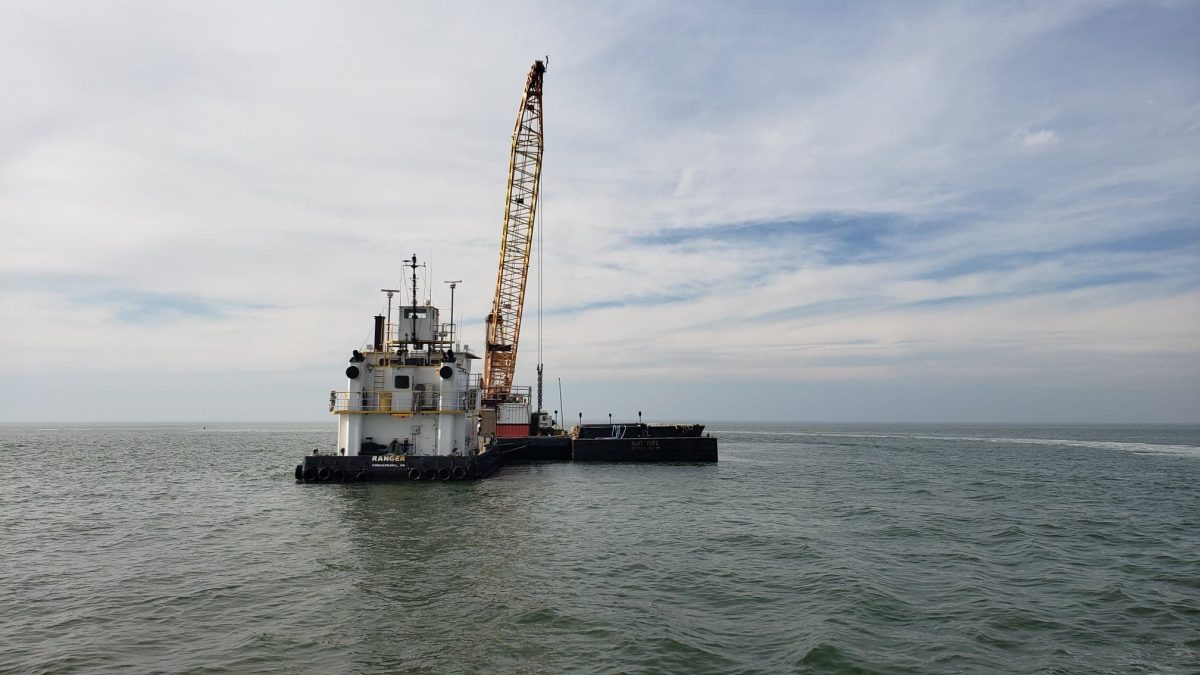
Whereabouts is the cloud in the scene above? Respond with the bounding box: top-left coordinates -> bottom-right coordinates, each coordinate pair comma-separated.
1,0 -> 1198,422
1015,127 -> 1059,150
88,290 -> 276,324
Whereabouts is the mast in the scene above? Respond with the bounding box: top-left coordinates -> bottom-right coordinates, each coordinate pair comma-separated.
403,255 -> 424,345
482,59 -> 546,403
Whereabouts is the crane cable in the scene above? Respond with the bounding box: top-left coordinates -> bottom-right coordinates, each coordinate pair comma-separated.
538,178 -> 544,368
536,161 -> 545,414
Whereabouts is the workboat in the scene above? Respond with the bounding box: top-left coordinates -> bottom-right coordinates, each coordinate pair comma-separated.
295,255 -> 502,483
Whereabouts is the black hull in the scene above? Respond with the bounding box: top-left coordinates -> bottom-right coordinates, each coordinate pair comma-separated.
295,423 -> 718,483
495,436 -> 573,461
296,452 -> 501,483
495,432 -> 718,463
571,436 -> 718,462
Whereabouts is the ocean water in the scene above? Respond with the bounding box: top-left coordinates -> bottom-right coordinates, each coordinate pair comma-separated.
1,423 -> 1198,674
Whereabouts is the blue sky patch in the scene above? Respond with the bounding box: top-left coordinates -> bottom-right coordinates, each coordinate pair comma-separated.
749,296 -> 887,324
88,291 -> 227,323
548,291 -> 697,316
899,271 -> 1164,310
96,292 -> 281,323
921,226 -> 1200,281
632,212 -> 937,265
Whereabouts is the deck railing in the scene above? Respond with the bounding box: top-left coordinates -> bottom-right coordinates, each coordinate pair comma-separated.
330,388 -> 479,414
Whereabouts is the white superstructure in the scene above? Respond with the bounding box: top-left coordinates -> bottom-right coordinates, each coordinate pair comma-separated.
331,256 -> 482,458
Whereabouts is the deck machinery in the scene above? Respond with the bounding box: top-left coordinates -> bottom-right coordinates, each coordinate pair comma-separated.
482,59 -> 546,411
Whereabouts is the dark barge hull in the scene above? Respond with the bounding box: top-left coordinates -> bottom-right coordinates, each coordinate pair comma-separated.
295,423 -> 717,483
497,423 -> 718,463
496,435 -> 718,462
296,451 -> 501,483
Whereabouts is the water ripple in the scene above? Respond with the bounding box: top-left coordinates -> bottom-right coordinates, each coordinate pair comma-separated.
1,423 -> 1198,673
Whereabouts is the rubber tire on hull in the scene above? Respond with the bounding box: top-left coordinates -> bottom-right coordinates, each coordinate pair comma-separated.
355,471 -> 369,482
437,468 -> 451,481
303,467 -> 317,482
317,467 -> 332,482
407,468 -> 422,481
295,465 -> 303,481
422,468 -> 437,481
332,469 -> 345,483
451,466 -> 467,480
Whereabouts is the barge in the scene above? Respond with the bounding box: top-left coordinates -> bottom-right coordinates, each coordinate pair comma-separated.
495,423 -> 718,463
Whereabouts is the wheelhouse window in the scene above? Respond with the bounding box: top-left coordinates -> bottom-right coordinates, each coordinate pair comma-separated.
403,308 -> 428,319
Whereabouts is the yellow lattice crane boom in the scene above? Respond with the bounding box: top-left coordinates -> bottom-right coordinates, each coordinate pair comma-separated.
483,59 -> 546,404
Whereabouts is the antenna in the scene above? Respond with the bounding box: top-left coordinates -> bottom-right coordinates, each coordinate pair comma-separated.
444,280 -> 462,346
380,288 -> 401,343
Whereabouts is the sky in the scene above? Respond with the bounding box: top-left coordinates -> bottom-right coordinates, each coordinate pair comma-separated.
1,0 -> 1198,424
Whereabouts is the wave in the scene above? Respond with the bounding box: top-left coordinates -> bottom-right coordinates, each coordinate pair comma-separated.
919,435 -> 1200,457
715,429 -> 1200,457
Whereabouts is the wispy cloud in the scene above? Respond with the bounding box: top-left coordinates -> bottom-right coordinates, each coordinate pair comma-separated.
1,0 -> 1197,421
1015,127 -> 1059,151
631,212 -> 936,265
2,272 -> 278,324
87,290 -> 277,324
